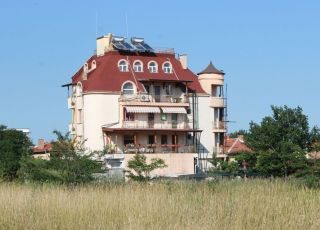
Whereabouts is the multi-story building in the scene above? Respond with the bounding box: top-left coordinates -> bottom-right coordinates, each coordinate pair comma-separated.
64,33 -> 227,176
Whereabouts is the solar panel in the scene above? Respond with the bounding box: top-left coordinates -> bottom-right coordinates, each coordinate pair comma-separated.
131,37 -> 154,52
112,36 -> 135,51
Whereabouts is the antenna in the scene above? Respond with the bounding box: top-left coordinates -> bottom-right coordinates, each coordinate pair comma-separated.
125,12 -> 129,38
95,12 -> 98,38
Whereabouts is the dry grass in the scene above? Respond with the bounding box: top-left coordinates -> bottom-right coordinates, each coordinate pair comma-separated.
0,180 -> 319,230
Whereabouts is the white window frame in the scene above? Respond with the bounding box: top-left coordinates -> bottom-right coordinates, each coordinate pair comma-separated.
148,61 -> 158,73
162,62 -> 172,74
122,81 -> 136,95
133,60 -> 143,72
118,59 -> 128,72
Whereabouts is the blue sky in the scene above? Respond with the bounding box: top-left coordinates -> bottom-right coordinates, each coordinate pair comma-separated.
1,0 -> 319,143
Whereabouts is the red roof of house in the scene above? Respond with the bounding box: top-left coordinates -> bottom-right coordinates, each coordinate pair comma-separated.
32,143 -> 53,153
224,136 -> 252,155
72,51 -> 206,94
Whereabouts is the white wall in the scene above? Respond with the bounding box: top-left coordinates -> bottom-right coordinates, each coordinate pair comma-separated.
83,94 -> 119,151
197,95 -> 214,157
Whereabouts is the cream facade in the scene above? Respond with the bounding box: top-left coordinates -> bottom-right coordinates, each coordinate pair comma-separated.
65,34 -> 227,176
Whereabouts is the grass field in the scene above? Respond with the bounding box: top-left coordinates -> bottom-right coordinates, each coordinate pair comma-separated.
0,180 -> 319,230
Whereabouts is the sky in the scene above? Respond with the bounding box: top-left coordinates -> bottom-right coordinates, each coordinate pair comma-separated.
0,0 -> 320,143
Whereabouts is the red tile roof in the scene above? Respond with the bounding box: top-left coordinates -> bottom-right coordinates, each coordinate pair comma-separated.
224,136 -> 252,155
32,143 -> 52,153
72,51 -> 206,94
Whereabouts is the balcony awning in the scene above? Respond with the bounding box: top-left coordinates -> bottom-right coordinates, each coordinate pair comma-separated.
161,107 -> 187,114
125,106 -> 161,113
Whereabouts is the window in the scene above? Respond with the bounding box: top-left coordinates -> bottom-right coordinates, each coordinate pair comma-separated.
165,84 -> 171,95
125,112 -> 135,121
133,61 -> 143,72
211,85 -> 223,97
124,135 -> 134,146
161,135 -> 168,145
148,61 -> 157,73
172,113 -> 178,128
144,85 -> 150,94
163,62 -> 172,73
148,135 -> 155,145
118,60 -> 128,72
161,113 -> 167,121
122,82 -> 134,95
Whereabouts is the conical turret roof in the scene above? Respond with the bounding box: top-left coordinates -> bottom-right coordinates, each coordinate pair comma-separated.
198,61 -> 225,75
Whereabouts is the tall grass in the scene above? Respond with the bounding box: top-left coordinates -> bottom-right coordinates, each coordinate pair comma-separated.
0,180 -> 319,229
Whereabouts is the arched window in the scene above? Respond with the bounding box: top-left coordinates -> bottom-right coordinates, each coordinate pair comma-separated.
118,60 -> 128,72
122,82 -> 134,95
134,61 -> 143,72
163,62 -> 172,73
148,61 -> 158,73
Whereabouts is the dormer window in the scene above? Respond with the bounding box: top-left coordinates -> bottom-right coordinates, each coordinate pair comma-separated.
148,61 -> 158,73
133,61 -> 143,72
163,62 -> 172,73
118,60 -> 128,72
122,82 -> 135,95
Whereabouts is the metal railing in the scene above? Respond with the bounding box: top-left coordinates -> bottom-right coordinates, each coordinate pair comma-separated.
119,93 -> 188,103
122,121 -> 191,129
123,144 -> 196,154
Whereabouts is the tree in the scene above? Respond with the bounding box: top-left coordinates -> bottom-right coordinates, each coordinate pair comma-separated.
229,130 -> 248,138
127,154 -> 167,181
245,106 -> 313,177
246,106 -> 311,151
19,130 -> 102,184
0,125 -> 32,181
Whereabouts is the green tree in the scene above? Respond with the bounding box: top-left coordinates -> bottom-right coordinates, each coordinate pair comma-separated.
246,106 -> 310,151
229,130 -> 248,138
0,125 -> 32,181
19,130 -> 102,184
245,106 -> 313,177
127,154 -> 167,181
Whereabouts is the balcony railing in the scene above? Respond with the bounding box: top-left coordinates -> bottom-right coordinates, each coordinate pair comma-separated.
209,97 -> 225,108
123,121 -> 191,129
121,144 -> 196,154
119,93 -> 188,103
212,121 -> 226,130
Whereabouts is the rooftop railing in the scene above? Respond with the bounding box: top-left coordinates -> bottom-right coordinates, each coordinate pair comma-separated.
119,93 -> 188,103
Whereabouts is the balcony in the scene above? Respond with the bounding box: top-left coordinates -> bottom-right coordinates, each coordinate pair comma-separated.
209,97 -> 225,108
119,93 -> 189,106
76,97 -> 83,109
123,121 -> 191,129
69,124 -> 76,134
76,124 -> 83,136
212,121 -> 227,132
118,144 -> 196,154
67,97 -> 75,109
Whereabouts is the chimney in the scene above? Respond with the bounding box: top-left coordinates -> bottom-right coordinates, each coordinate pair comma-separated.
237,135 -> 244,142
96,33 -> 113,56
179,54 -> 188,69
38,139 -> 45,148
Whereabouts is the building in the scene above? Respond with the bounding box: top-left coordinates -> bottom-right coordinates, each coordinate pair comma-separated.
32,139 -> 52,160
224,135 -> 252,161
64,33 -> 227,176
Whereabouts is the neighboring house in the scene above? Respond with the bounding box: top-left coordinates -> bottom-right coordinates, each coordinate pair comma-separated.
32,139 -> 52,160
307,151 -> 320,159
63,33 -> 227,176
224,135 -> 252,161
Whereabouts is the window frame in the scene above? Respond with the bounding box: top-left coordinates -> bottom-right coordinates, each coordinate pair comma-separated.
122,81 -> 135,95
148,61 -> 158,73
133,60 -> 143,72
118,59 -> 128,72
162,62 -> 172,74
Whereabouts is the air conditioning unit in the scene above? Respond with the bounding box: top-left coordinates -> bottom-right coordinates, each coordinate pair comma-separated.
140,95 -> 150,102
